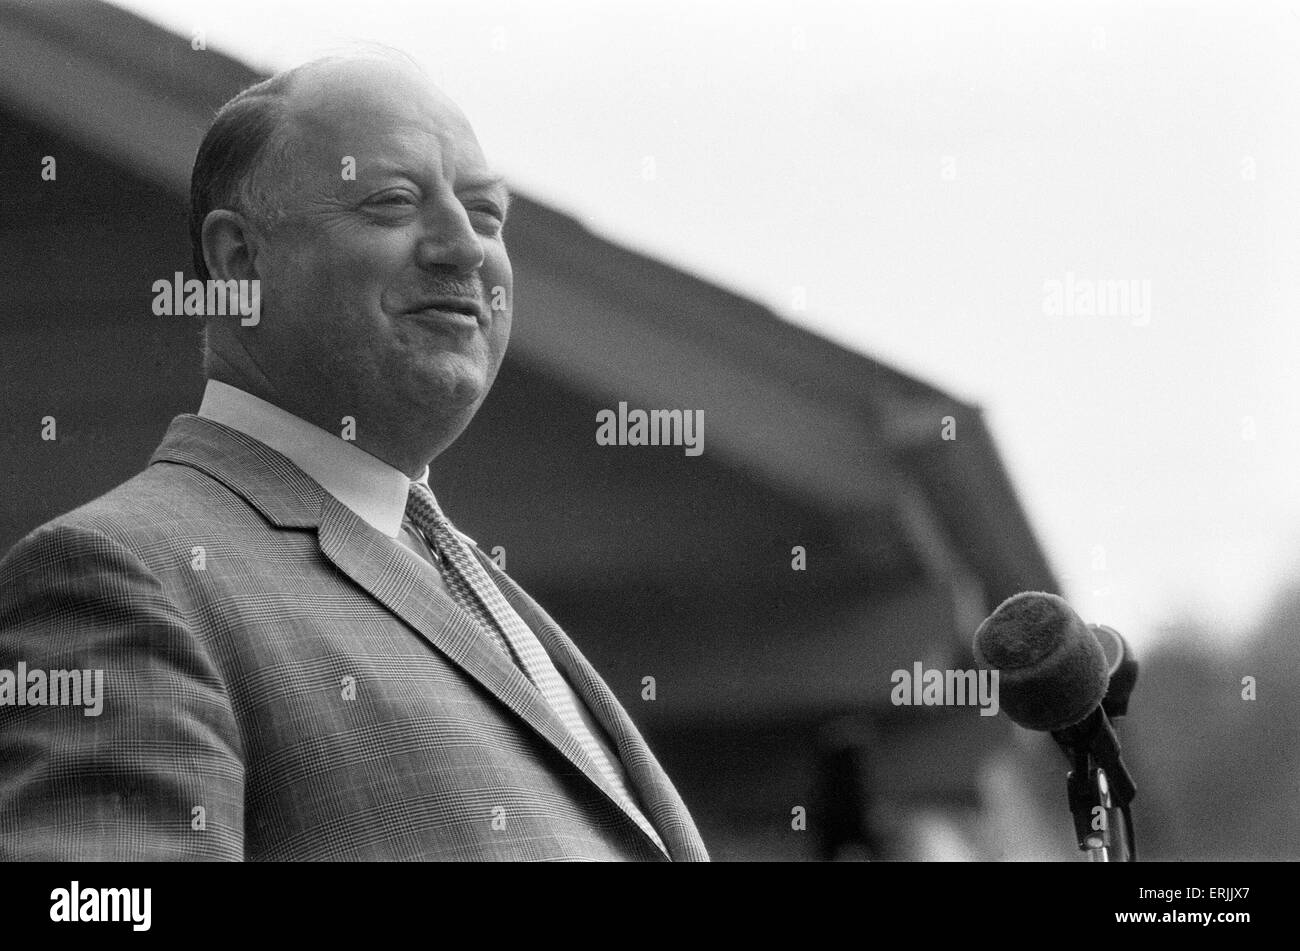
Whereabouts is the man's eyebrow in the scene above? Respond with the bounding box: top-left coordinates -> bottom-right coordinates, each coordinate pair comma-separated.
356,163 -> 507,193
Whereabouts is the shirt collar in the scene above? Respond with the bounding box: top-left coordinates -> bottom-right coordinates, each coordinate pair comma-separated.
197,379 -> 428,539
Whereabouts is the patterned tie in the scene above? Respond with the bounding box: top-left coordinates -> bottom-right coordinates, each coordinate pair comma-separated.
404,482 -> 666,854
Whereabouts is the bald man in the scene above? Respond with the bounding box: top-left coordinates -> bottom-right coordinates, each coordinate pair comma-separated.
0,54 -> 709,862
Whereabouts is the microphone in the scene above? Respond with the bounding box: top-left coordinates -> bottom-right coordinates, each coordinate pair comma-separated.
971,591 -> 1139,734
972,591 -> 1139,859
971,591 -> 1110,732
1091,623 -> 1138,719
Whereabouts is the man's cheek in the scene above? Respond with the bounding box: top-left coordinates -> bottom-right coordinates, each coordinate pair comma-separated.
490,312 -> 511,356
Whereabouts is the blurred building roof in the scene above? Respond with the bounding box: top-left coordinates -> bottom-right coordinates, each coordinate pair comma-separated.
0,0 -> 1070,860
0,0 -> 1057,725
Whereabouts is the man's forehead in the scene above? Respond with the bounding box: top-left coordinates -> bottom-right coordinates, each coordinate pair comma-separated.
284,59 -> 478,157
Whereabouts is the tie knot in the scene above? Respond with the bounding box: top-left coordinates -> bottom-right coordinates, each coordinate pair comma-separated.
405,481 -> 464,556
406,480 -> 436,511
406,479 -> 447,524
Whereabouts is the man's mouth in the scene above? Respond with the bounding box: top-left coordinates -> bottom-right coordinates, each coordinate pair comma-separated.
406,297 -> 484,325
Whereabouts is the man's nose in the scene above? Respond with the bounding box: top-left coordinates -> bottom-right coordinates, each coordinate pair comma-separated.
414,198 -> 485,272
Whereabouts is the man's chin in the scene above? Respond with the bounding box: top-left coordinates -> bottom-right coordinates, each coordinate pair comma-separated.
406,359 -> 491,413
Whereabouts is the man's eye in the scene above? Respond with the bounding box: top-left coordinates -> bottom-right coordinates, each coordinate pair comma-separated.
371,191 -> 417,207
468,205 -> 505,225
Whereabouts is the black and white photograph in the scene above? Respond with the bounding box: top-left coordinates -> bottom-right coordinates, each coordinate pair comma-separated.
0,0 -> 1292,927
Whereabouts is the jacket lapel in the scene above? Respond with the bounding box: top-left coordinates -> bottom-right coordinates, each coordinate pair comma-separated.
473,548 -> 711,863
150,415 -> 680,857
314,495 -> 660,840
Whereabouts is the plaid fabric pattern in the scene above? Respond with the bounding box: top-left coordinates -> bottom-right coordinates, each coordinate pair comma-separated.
405,482 -> 667,854
0,414 -> 710,861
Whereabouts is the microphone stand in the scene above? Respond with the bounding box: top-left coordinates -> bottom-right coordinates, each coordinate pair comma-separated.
1055,707 -> 1137,862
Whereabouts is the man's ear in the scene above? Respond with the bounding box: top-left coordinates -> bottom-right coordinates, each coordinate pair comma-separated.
201,209 -> 262,282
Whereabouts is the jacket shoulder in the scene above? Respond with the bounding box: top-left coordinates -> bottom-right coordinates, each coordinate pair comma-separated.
2,461 -> 257,572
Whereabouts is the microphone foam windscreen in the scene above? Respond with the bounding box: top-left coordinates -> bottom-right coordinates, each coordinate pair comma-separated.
972,591 -> 1109,731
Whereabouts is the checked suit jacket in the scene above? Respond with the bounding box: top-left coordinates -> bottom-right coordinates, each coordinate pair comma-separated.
0,414 -> 709,861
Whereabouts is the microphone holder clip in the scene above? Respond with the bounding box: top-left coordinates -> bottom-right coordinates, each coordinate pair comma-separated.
1053,708 -> 1137,861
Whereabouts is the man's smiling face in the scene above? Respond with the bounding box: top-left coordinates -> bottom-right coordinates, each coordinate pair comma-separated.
250,58 -> 513,460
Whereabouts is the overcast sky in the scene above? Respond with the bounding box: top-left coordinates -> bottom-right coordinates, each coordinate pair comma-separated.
116,0 -> 1300,651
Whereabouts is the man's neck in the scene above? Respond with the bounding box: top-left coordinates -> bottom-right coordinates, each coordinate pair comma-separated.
204,371 -> 438,479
